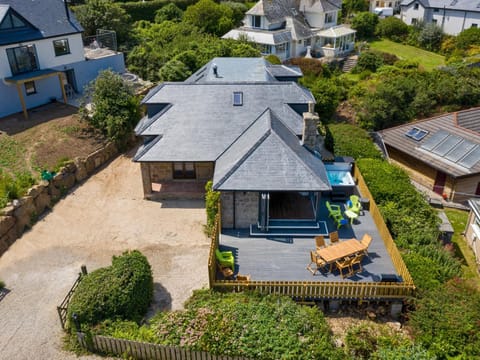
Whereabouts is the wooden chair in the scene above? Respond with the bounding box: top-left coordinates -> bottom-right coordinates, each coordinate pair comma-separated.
236,274 -> 251,282
360,234 -> 373,257
217,263 -> 234,279
329,231 -> 339,245
335,256 -> 353,278
351,253 -> 364,274
315,235 -> 326,250
307,251 -> 327,275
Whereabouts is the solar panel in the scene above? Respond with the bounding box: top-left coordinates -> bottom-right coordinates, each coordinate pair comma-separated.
444,140 -> 476,162
458,146 -> 480,169
431,134 -> 462,156
421,130 -> 449,151
233,92 -> 243,106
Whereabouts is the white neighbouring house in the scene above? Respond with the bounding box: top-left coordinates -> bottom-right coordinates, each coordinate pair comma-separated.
400,0 -> 480,35
369,0 -> 401,12
0,0 -> 125,119
222,0 -> 356,61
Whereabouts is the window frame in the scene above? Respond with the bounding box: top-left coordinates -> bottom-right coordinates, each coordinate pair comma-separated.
414,3 -> 419,10
252,15 -> 261,28
172,162 -> 196,179
24,81 -> 36,96
53,38 -> 70,56
6,45 -> 39,75
233,92 -> 243,106
324,12 -> 334,24
0,12 -> 27,30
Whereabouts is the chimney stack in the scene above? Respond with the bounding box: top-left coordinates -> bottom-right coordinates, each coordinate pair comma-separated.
302,101 -> 319,151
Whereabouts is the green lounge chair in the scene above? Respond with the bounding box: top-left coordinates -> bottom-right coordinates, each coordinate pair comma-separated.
215,249 -> 234,270
326,201 -> 342,218
346,195 -> 362,215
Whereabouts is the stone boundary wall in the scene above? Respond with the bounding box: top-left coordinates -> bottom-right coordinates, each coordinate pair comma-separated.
0,142 -> 119,257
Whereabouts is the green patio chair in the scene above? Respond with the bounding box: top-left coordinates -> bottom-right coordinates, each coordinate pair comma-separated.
215,249 -> 234,270
346,195 -> 362,215
326,201 -> 342,219
333,212 -> 348,229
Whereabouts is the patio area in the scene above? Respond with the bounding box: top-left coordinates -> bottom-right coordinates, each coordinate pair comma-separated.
219,197 -> 399,283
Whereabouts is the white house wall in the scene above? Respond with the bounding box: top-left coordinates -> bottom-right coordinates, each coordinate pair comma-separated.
401,2 -> 426,25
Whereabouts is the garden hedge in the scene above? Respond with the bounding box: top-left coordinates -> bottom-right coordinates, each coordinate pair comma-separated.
67,250 -> 153,329
120,0 -> 196,22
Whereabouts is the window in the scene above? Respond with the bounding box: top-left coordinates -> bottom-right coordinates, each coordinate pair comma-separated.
233,92 -> 243,106
433,8 -> 439,12
0,11 -> 27,30
412,18 -> 418,25
24,81 -> 36,95
472,24 -> 478,28
304,38 -> 311,46
259,44 -> 272,54
53,39 -> 70,56
432,19 -> 437,24
6,45 -> 39,75
414,3 -> 419,10
325,13 -> 334,23
276,43 -> 286,53
252,15 -> 261,28
476,182 -> 480,196
376,1 -> 380,6
405,127 -> 428,141
173,163 -> 195,179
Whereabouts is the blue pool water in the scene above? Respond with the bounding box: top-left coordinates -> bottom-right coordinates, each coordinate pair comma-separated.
326,170 -> 354,186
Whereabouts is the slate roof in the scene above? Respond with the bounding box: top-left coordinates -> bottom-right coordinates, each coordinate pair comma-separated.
299,0 -> 342,14
0,0 -> 82,46
400,0 -> 480,12
380,108 -> 480,178
185,58 -> 303,84
134,82 -> 314,162
457,108 -> 480,133
213,109 -> 330,191
222,28 -> 296,44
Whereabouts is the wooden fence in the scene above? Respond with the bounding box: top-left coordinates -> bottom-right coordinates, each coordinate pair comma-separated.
57,266 -> 87,329
208,166 -> 415,301
77,333 -> 250,360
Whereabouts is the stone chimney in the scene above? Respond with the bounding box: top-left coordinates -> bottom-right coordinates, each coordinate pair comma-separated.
302,101 -> 319,151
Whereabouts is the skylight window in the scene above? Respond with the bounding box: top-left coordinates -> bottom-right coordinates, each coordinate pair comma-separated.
405,127 -> 428,141
233,92 -> 243,106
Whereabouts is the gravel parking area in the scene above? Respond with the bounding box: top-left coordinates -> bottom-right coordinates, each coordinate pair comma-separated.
0,151 -> 209,360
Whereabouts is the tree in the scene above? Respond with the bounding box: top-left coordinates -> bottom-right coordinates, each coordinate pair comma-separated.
74,0 -> 131,42
351,12 -> 379,39
154,3 -> 183,23
342,0 -> 368,20
183,0 -> 235,36
353,51 -> 384,73
375,17 -> 409,42
418,23 -> 443,52
455,27 -> 480,50
81,70 -> 141,149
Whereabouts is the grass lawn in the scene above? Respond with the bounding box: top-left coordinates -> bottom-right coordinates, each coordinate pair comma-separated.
444,208 -> 480,288
370,39 -> 445,71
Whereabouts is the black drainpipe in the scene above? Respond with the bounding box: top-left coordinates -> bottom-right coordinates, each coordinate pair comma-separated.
233,192 -> 236,229
64,0 -> 70,21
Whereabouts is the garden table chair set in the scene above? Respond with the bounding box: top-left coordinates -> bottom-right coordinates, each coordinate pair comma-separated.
326,195 -> 363,229
307,233 -> 372,278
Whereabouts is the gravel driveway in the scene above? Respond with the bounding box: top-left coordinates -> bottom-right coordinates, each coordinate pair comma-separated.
0,152 -> 209,360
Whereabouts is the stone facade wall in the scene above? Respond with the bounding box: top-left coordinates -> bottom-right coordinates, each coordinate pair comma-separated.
196,163 -> 214,180
0,142 -> 119,257
221,191 -> 258,229
149,163 -> 173,182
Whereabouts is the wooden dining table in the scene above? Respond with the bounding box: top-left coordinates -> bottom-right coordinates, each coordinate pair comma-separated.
316,239 -> 366,265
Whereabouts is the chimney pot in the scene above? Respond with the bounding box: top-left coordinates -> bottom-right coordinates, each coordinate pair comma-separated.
308,101 -> 314,113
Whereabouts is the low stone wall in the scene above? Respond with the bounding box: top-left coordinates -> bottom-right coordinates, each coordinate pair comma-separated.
0,142 -> 118,257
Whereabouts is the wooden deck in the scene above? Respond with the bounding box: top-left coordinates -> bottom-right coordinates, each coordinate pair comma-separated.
220,199 -> 398,282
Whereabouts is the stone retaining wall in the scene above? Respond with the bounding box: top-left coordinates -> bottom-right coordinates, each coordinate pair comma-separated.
0,142 -> 119,257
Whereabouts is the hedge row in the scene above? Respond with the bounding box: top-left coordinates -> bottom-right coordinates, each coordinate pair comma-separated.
67,250 -> 153,329
120,0 -> 196,22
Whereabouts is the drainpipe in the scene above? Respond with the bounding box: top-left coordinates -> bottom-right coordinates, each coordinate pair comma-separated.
233,191 -> 236,229
64,0 -> 70,21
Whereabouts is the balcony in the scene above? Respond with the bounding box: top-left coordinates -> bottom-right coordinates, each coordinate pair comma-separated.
83,29 -> 118,60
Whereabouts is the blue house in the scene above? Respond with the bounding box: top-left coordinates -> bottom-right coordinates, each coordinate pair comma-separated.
0,0 -> 125,119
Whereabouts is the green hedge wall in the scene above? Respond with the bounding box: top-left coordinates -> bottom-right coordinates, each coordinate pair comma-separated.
67,250 -> 153,329
120,0 -> 196,22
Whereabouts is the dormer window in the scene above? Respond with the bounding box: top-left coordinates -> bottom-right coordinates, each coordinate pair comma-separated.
325,13 -> 334,24
0,11 -> 28,30
252,15 -> 261,28
233,92 -> 243,106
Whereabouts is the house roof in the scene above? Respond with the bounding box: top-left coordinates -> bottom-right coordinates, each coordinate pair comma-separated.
266,64 -> 303,78
222,28 -> 296,44
213,109 -> 331,191
299,0 -> 342,13
380,108 -> 480,178
468,198 -> 480,219
316,24 -> 356,38
400,0 -> 480,12
134,82 -> 314,162
0,0 -> 82,46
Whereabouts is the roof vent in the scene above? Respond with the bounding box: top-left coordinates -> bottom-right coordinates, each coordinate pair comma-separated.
212,63 -> 218,77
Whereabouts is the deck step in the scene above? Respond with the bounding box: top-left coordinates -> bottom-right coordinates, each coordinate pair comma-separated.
250,221 -> 328,237
267,219 -> 320,229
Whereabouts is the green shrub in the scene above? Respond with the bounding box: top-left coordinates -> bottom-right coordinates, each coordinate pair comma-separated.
0,280 -> 4,289
0,171 -> 36,208
353,51 -> 384,73
288,57 -> 329,77
205,180 -> 220,236
410,279 -> 480,359
375,343 -> 436,359
326,123 -> 382,160
264,54 -> 281,65
375,17 -> 409,42
121,0 -> 195,22
98,290 -> 342,359
67,250 -> 153,328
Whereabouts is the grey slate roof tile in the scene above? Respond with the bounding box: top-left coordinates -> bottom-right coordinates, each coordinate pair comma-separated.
0,0 -> 83,46
213,109 -> 331,191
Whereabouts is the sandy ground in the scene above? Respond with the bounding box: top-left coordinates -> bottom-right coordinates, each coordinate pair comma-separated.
0,151 -> 209,360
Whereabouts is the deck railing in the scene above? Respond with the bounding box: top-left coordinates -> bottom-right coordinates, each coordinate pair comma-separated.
208,167 -> 415,301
